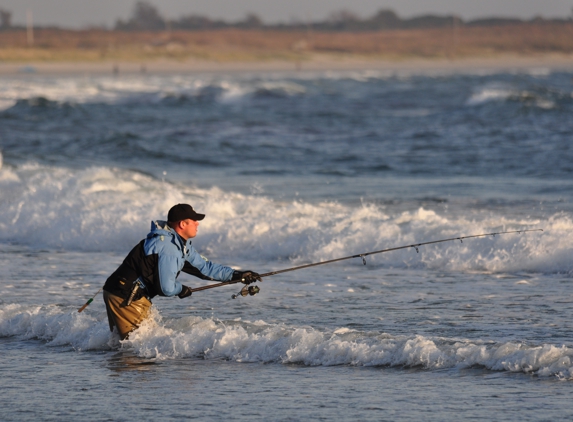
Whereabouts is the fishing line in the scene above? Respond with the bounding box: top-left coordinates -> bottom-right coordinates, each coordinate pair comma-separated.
77,228 -> 543,309
188,229 -> 543,297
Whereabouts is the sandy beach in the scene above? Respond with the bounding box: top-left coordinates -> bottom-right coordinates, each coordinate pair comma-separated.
1,54 -> 572,76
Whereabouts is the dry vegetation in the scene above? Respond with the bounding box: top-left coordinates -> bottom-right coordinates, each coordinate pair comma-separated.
1,23 -> 573,62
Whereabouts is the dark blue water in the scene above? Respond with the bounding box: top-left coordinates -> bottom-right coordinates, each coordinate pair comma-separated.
2,72 -> 572,184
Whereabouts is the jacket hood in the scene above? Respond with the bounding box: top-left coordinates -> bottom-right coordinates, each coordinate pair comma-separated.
149,220 -> 173,237
148,220 -> 189,250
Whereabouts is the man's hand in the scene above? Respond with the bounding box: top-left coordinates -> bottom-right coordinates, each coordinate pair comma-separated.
178,285 -> 193,299
233,270 -> 262,285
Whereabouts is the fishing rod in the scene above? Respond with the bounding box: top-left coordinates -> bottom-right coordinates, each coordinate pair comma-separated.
78,286 -> 103,313
188,228 -> 543,298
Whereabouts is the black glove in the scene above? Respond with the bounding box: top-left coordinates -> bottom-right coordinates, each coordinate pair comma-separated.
233,270 -> 262,285
178,285 -> 193,299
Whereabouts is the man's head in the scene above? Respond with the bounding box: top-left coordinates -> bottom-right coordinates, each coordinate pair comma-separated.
167,204 -> 205,240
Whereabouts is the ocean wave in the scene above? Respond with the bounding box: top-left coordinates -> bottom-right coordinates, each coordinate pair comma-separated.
466,86 -> 560,109
1,303 -> 572,379
466,87 -> 515,105
130,315 -> 573,379
2,72 -> 569,113
0,70 -> 425,112
0,163 -> 568,273
0,75 -> 310,111
0,303 -> 114,350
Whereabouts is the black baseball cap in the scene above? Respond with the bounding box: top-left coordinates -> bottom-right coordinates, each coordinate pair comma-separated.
167,204 -> 205,222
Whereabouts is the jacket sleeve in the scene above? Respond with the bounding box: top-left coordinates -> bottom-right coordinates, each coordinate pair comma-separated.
156,253 -> 183,296
186,246 -> 235,281
181,261 -> 214,280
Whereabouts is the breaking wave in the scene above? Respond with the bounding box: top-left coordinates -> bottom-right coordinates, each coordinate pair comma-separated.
0,74 -> 311,111
466,86 -> 561,109
1,303 -> 572,379
0,162 -> 568,274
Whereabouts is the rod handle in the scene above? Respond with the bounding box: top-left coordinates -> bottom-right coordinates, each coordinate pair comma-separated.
78,298 -> 93,313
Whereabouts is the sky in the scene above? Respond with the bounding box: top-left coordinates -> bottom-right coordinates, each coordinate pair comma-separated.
2,0 -> 573,28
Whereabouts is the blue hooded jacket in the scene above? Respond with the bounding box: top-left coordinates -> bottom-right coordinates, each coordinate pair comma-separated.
103,220 -> 235,299
144,220 -> 234,296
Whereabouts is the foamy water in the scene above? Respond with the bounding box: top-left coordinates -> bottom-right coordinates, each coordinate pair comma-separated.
2,302 -> 573,379
0,163 -> 565,273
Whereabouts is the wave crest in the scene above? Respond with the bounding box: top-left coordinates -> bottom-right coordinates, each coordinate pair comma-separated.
0,163 -> 568,273
2,304 -> 572,379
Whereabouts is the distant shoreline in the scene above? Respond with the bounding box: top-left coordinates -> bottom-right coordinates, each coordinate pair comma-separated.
1,54 -> 572,76
2,24 -> 573,72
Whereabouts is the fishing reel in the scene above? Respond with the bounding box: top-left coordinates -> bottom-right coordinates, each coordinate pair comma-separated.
231,285 -> 260,299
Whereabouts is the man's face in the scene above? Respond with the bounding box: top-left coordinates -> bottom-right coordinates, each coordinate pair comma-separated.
179,219 -> 199,240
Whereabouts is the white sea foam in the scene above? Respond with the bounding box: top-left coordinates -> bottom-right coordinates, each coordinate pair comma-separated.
0,163 -> 568,273
0,76 -> 199,109
1,73 -> 563,112
0,75 -> 310,110
467,88 -> 515,105
467,86 -> 556,109
1,304 -> 572,378
0,304 -> 115,350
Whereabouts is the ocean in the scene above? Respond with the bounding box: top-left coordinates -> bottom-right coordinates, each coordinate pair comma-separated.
0,66 -> 572,421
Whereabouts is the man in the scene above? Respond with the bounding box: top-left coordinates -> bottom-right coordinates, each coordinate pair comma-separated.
103,203 -> 261,339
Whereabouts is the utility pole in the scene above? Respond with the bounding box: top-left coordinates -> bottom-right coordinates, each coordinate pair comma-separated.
26,8 -> 34,47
